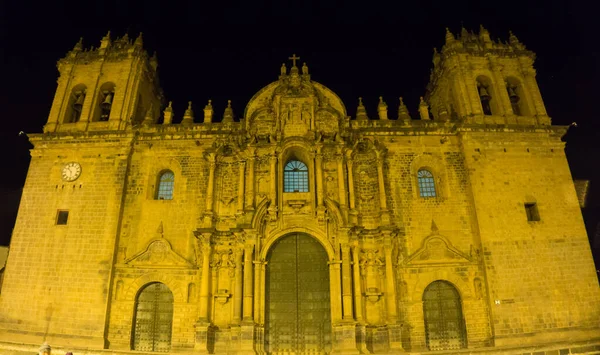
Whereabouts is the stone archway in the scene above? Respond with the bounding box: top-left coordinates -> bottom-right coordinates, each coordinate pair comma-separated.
423,280 -> 467,351
131,282 -> 174,352
265,233 -> 332,354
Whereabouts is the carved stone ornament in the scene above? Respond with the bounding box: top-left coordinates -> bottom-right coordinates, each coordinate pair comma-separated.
125,239 -> 195,268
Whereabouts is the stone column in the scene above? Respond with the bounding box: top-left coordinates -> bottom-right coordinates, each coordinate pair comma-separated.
490,59 -> 510,117
245,149 -> 256,210
204,154 -> 216,225
336,148 -> 347,209
242,245 -> 254,321
352,244 -> 364,323
253,260 -> 265,323
237,161 -> 246,214
383,239 -> 398,323
341,243 -> 354,321
233,248 -> 244,323
199,235 -> 212,321
346,152 -> 357,224
268,152 -> 278,220
329,260 -> 343,323
195,233 -> 213,354
375,153 -> 390,225
315,145 -> 324,207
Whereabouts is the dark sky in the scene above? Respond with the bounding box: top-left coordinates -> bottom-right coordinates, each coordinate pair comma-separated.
0,0 -> 598,252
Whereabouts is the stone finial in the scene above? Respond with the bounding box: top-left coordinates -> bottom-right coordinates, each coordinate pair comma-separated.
39,342 -> 51,355
280,63 -> 287,76
377,96 -> 388,120
302,62 -> 309,75
419,97 -> 430,120
134,32 -> 143,46
163,101 -> 173,125
431,220 -> 439,234
73,37 -> 83,52
479,24 -> 492,45
445,28 -> 455,44
203,99 -> 214,123
182,101 -> 194,125
398,97 -> 411,123
100,31 -> 111,51
222,100 -> 234,123
356,97 -> 368,120
460,26 -> 468,39
143,103 -> 154,125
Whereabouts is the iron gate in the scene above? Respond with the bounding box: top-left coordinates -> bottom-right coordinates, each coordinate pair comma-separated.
423,280 -> 466,350
132,282 -> 174,352
265,233 -> 332,354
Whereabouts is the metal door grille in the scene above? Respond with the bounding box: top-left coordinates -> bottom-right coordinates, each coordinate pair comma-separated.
423,281 -> 466,351
132,282 -> 174,352
265,233 -> 332,355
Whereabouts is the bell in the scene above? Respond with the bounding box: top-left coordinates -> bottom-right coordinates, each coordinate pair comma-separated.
478,86 -> 491,101
73,93 -> 84,111
508,86 -> 520,103
101,92 -> 113,110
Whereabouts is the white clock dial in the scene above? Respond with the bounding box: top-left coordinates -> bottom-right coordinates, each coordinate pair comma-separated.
61,162 -> 82,182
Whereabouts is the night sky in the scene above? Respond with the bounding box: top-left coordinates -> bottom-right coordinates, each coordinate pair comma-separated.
0,1 -> 598,260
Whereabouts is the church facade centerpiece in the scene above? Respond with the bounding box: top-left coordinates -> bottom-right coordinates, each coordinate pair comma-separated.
0,28 -> 598,355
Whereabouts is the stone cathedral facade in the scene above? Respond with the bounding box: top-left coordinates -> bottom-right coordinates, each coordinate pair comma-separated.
0,27 -> 599,355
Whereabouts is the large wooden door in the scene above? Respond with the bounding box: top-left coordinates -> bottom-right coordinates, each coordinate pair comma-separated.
266,234 -> 332,354
423,280 -> 466,350
132,282 -> 174,352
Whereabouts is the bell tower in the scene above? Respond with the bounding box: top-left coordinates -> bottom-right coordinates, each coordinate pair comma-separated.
426,26 -> 550,126
44,32 -> 163,133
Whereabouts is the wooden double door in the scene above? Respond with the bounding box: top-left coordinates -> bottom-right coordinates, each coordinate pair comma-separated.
265,233 -> 332,354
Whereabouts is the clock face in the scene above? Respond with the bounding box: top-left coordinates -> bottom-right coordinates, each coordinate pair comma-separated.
61,162 -> 82,182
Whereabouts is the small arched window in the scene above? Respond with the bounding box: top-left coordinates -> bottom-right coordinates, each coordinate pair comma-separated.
417,169 -> 437,197
284,160 -> 309,192
156,171 -> 175,200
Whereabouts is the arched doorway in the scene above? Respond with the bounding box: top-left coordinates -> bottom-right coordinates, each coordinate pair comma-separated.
265,233 -> 332,354
132,282 -> 174,352
423,280 -> 466,350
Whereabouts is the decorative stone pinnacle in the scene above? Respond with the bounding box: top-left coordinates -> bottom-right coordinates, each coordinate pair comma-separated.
223,100 -> 234,122
356,97 -> 368,120
165,101 -> 173,112
280,63 -> 287,75
302,62 -> 309,75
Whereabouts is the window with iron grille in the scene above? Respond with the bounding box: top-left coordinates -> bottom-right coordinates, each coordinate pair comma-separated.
284,160 -> 309,192
417,169 -> 437,197
156,171 -> 175,200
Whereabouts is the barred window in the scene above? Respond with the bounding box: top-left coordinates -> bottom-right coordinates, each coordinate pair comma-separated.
284,160 -> 309,192
156,171 -> 175,200
418,169 -> 437,197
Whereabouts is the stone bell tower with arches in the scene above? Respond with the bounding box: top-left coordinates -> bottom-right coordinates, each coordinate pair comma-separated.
0,29 -> 599,355
44,32 -> 163,133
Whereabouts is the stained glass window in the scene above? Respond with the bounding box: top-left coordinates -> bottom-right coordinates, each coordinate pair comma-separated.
417,169 -> 437,197
156,171 -> 174,200
284,160 -> 309,192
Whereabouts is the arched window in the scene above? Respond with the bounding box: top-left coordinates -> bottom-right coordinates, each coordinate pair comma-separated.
156,171 -> 174,200
132,282 -> 174,352
284,160 -> 309,192
417,169 -> 437,197
423,281 -> 466,350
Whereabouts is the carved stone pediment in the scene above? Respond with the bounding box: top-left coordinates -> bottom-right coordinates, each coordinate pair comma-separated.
125,238 -> 195,268
405,235 -> 471,265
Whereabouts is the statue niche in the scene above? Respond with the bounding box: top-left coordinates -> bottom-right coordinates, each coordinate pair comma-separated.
249,108 -> 276,138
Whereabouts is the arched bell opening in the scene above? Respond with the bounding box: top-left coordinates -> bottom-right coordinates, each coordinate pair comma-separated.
92,82 -> 116,122
63,84 -> 87,123
131,282 -> 174,352
423,280 -> 467,351
264,233 -> 332,354
476,76 -> 499,116
506,76 -> 531,116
